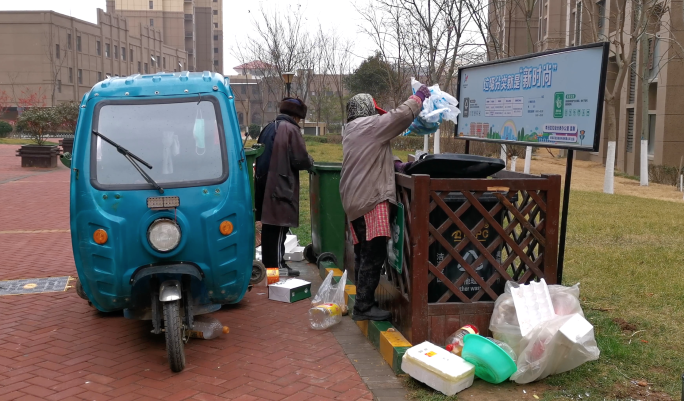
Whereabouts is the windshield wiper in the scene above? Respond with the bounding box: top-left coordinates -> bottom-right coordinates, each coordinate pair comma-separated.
92,130 -> 164,194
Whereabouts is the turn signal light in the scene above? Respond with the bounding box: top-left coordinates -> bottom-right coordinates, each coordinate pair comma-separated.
219,221 -> 234,236
93,229 -> 108,245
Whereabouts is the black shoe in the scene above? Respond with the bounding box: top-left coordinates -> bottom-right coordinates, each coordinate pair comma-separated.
279,266 -> 300,277
352,306 -> 391,321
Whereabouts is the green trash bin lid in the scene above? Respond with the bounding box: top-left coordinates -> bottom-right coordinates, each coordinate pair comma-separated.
312,162 -> 342,172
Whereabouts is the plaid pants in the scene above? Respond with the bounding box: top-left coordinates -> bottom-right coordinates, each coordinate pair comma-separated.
351,217 -> 388,314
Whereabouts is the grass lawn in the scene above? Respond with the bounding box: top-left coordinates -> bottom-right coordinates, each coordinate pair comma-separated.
0,138 -> 59,145
291,138 -> 683,400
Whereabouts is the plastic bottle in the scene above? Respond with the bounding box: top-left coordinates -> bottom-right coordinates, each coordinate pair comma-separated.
187,316 -> 229,340
445,324 -> 479,356
308,303 -> 342,330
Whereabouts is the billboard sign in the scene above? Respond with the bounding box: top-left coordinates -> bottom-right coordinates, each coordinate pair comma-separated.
456,43 -> 609,151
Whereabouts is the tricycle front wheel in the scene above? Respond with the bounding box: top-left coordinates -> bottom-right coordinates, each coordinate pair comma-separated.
251,260 -> 266,285
163,300 -> 186,372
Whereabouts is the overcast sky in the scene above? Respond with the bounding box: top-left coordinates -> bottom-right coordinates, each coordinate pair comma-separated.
0,0 -> 375,75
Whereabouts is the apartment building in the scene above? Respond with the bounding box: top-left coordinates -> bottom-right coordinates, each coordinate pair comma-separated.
489,0 -> 684,175
0,9 -> 187,108
114,0 -> 223,73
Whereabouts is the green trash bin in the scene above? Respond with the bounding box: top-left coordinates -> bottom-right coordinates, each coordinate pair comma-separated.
244,145 -> 266,284
307,162 -> 347,269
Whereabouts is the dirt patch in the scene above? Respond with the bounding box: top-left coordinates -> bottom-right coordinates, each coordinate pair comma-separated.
528,151 -> 684,203
613,317 -> 638,333
438,379 -> 550,401
613,383 -> 674,401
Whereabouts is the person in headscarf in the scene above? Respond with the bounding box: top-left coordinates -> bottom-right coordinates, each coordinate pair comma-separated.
340,86 -> 431,321
255,97 -> 313,277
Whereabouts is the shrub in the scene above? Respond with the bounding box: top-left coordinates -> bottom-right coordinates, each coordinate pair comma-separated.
649,164 -> 684,187
247,124 -> 262,139
15,107 -> 60,145
0,121 -> 12,138
54,102 -> 80,133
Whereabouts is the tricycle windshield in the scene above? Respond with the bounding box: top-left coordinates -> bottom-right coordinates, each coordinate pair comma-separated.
92,97 -> 227,189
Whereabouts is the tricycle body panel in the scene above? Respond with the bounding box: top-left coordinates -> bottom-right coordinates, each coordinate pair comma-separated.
69,72 -> 254,313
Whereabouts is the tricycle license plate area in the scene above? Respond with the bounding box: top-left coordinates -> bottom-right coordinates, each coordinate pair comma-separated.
147,196 -> 180,210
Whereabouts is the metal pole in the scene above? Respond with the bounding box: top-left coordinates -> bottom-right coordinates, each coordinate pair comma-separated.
465,140 -> 470,154
286,82 -> 291,98
557,149 -> 574,284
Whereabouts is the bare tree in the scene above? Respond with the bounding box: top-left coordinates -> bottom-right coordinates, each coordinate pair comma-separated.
44,27 -> 67,106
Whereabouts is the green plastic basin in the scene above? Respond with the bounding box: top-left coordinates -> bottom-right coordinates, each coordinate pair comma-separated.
461,334 -> 517,384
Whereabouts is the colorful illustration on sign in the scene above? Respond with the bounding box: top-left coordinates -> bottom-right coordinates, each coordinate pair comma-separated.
501,120 -> 517,140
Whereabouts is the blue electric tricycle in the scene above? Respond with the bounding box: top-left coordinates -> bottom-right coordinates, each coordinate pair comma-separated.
64,71 -> 264,372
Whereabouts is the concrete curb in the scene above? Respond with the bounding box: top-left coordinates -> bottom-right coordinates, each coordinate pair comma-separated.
323,265 -> 413,375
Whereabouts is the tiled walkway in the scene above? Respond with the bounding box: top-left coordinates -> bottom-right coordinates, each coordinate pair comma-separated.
0,145 -> 403,401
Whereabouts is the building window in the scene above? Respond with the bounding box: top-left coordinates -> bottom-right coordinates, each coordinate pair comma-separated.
150,19 -> 154,27
97,41 -> 101,56
131,49 -> 134,63
214,23 -> 218,28
214,60 -> 219,66
144,63 -> 148,73
106,43 -> 111,58
213,0 -> 217,2
241,85 -> 246,94
122,47 -> 126,61
149,1 -> 153,9
67,34 -> 72,50
597,0 -> 606,38
68,68 -> 73,83
163,57 -> 166,68
213,10 -> 218,15
76,36 -> 82,52
214,47 -> 219,54
214,35 -> 218,41
98,72 -> 102,81
78,69 -> 83,84
648,114 -> 656,155
55,44 -> 60,59
626,108 -> 635,153
114,45 -> 118,60
57,80 -> 61,93
252,85 -> 259,95
138,61 -> 141,73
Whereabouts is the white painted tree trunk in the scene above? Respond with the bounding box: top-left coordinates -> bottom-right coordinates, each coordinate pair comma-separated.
500,145 -> 507,170
524,146 -> 532,173
434,129 -> 441,154
604,141 -> 616,194
680,174 -> 683,192
511,156 -> 518,172
424,134 -> 429,153
640,140 -> 648,186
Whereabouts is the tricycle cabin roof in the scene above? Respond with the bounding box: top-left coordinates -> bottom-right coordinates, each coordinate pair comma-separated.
84,71 -> 234,99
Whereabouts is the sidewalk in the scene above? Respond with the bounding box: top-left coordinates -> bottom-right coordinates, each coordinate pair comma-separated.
0,144 -> 402,401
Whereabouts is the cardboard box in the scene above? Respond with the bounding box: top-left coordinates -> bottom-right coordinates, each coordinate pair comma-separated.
268,279 -> 311,303
284,246 -> 305,262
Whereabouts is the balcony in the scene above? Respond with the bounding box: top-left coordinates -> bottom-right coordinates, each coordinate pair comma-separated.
184,14 -> 193,21
185,32 -> 193,38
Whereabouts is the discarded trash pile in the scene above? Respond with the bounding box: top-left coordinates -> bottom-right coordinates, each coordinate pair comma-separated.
404,279 -> 600,396
309,270 -> 348,330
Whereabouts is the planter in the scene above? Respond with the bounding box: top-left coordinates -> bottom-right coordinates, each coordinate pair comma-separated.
59,138 -> 74,154
16,145 -> 60,168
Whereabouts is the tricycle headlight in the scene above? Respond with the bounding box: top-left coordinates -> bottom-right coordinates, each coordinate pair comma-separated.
147,219 -> 181,252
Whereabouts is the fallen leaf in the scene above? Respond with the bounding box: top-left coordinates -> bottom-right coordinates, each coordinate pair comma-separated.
533,395 -> 539,399
636,380 -> 648,387
641,340 -> 648,343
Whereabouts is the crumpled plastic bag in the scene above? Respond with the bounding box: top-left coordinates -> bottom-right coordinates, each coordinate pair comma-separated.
489,281 -> 599,383
405,78 -> 461,136
311,270 -> 348,315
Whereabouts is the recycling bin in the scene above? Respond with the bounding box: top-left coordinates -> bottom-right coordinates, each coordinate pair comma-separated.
245,145 -> 266,284
308,162 -> 347,268
244,145 -> 264,208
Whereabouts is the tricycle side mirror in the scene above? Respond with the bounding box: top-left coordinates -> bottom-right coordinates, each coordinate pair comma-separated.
60,152 -> 72,168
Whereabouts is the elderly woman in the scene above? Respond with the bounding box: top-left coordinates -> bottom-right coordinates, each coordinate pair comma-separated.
340,86 -> 431,321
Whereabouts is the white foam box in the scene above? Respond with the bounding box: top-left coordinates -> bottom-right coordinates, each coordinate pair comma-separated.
559,314 -> 594,343
511,278 -> 556,337
402,341 -> 475,396
284,246 -> 305,262
268,278 -> 311,303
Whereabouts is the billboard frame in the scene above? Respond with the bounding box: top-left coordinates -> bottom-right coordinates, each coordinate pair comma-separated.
455,42 -> 610,152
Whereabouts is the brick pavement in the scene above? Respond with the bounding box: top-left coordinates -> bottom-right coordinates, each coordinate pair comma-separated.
0,144 -> 380,401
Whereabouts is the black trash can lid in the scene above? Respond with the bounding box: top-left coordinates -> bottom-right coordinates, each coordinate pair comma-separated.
405,153 -> 505,179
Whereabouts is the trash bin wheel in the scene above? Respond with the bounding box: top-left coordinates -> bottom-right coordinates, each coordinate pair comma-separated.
75,279 -> 89,301
304,244 -> 316,264
250,260 -> 267,285
316,252 -> 338,270
163,300 -> 186,372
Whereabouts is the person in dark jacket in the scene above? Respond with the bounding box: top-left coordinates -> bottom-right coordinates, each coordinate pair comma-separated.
255,98 -> 313,276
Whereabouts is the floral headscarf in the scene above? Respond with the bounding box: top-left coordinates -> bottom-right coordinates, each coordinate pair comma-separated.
346,94 -> 376,122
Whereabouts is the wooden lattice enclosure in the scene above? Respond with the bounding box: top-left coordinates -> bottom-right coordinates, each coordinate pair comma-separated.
376,171 -> 562,345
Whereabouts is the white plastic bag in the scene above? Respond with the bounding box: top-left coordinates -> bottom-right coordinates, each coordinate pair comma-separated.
311,270 -> 348,314
489,281 -> 599,383
405,78 -> 461,136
